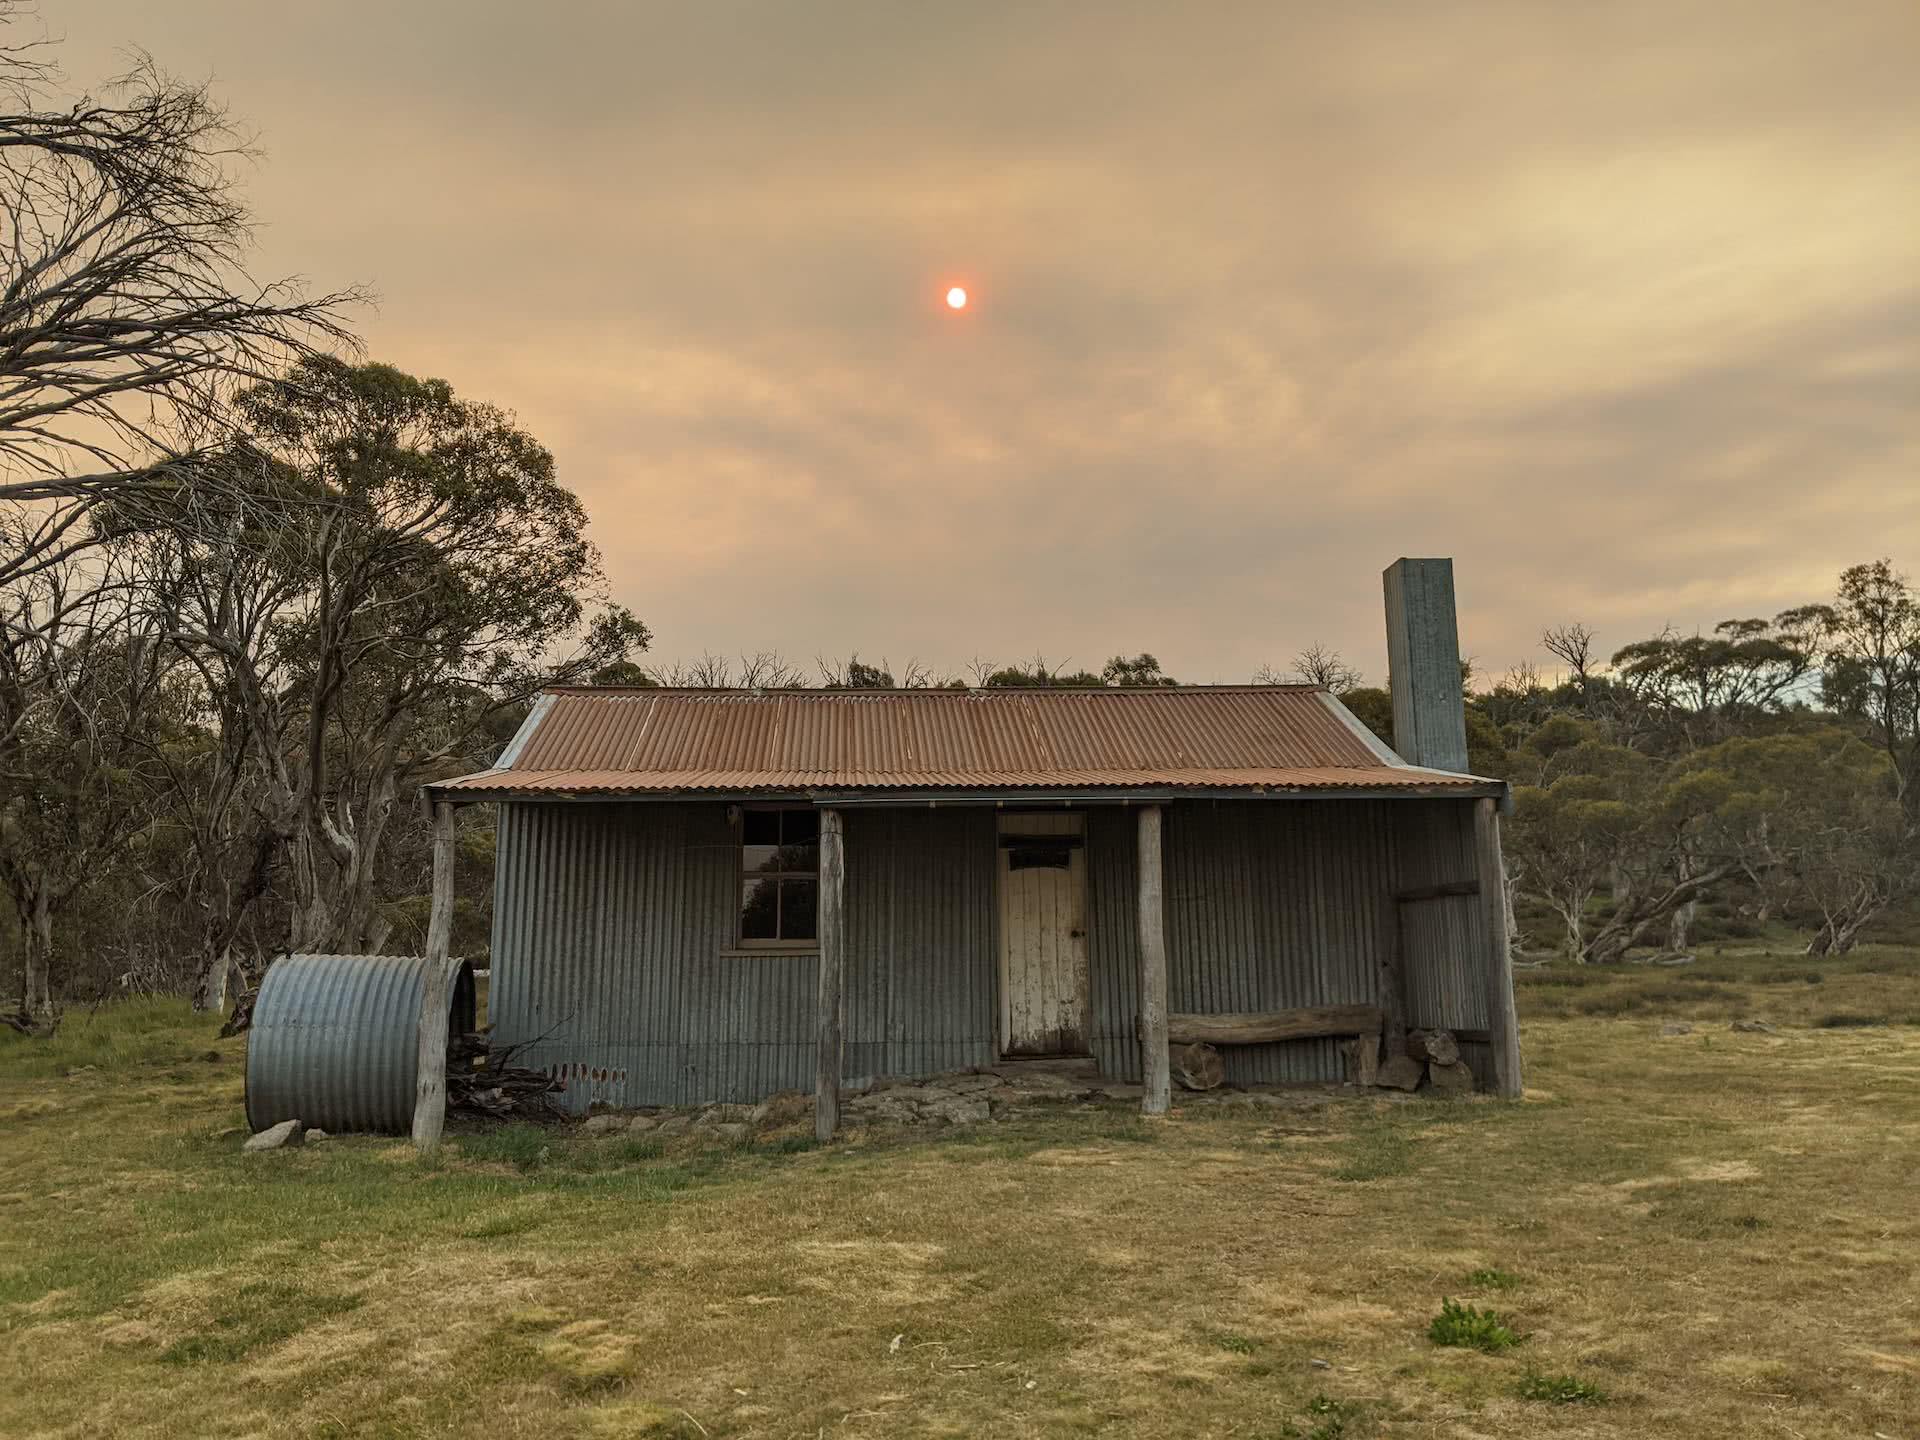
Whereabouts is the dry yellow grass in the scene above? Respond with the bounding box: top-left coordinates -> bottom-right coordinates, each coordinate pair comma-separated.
2,947 -> 1917,1437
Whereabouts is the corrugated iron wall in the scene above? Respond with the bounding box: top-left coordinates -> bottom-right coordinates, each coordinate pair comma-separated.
492,796 -> 1496,1107
491,801 -> 998,1110
1392,799 -> 1494,1083
1088,801 -> 1402,1086
491,802 -> 817,1110
842,807 -> 998,1082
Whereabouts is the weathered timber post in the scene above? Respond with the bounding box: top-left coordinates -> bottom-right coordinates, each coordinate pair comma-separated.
411,800 -> 457,1151
815,806 -> 846,1142
1473,797 -> 1523,1097
1136,804 -> 1171,1115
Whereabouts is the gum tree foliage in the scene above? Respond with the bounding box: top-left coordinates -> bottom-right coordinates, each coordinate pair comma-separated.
132,359 -> 648,1004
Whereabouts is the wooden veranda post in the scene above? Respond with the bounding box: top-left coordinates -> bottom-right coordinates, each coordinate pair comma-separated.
1136,805 -> 1171,1115
411,800 -> 457,1151
814,807 -> 846,1142
1474,798 -> 1524,1097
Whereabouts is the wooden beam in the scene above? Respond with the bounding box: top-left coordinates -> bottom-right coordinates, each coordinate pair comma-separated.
1474,797 -> 1524,1097
814,806 -> 846,1142
1136,805 -> 1171,1116
1394,879 -> 1480,903
1167,1004 -> 1385,1046
411,800 -> 457,1152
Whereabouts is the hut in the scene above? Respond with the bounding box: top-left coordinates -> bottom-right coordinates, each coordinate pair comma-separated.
420,558 -> 1521,1137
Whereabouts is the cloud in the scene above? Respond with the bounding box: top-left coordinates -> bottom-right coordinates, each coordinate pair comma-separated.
41,0 -> 1920,684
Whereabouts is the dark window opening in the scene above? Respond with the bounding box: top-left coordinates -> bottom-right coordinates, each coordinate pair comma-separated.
738,807 -> 820,945
1008,841 -> 1074,871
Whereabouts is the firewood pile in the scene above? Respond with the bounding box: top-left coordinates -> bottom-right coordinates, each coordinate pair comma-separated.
1340,1027 -> 1477,1093
446,1030 -> 564,1118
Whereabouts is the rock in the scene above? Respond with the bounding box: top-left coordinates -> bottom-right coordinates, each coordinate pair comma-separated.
200,1050 -> 223,1063
1173,1042 -> 1226,1091
582,1113 -> 629,1135
1407,1029 -> 1461,1067
1660,1022 -> 1693,1037
921,1096 -> 990,1125
244,1119 -> 305,1151
1310,1358 -> 1332,1370
941,1074 -> 1001,1094
625,1114 -> 659,1134
710,1122 -> 750,1142
1427,1060 -> 1475,1094
653,1114 -> 691,1137
305,1128 -> 329,1141
1375,1055 -> 1424,1092
64,1065 -> 97,1078
1731,1019 -> 1777,1034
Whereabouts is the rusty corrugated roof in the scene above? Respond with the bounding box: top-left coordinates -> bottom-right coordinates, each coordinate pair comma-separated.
427,687 -> 1498,799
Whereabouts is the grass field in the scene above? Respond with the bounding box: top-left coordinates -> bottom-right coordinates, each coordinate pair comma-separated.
3,948 -> 1918,1438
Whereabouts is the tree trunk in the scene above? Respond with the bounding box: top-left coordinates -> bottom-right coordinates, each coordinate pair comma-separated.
1668,897 -> 1697,951
190,944 -> 230,1014
21,886 -> 54,1015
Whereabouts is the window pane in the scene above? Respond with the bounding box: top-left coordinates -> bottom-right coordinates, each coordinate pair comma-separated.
741,879 -> 779,940
1009,842 -> 1073,871
742,844 -> 782,875
742,810 -> 782,846
774,842 -> 819,874
782,810 -> 820,844
782,878 -> 818,940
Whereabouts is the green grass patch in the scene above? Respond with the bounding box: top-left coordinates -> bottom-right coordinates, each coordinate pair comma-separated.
1464,1266 -> 1521,1290
1332,1118 -> 1415,1182
1427,1298 -> 1520,1352
1206,1329 -> 1260,1354
159,1281 -> 363,1365
1517,1370 -> 1607,1404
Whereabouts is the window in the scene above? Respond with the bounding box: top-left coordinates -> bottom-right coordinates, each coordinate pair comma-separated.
738,807 -> 820,946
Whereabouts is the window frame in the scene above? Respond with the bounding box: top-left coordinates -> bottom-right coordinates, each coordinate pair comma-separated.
733,803 -> 822,951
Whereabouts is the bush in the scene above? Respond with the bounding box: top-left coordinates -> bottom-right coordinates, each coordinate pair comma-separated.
1428,1298 -> 1520,1352
1518,1371 -> 1606,1404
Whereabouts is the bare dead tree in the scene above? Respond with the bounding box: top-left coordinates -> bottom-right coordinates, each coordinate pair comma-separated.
1258,642 -> 1364,692
1541,622 -> 1597,689
734,650 -> 807,689
0,16 -> 359,587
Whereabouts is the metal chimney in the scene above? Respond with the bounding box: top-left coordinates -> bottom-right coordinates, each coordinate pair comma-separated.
1382,557 -> 1469,774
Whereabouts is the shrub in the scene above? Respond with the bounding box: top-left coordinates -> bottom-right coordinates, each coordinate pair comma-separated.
1518,1371 -> 1606,1404
1428,1298 -> 1520,1352
1815,1013 -> 1886,1029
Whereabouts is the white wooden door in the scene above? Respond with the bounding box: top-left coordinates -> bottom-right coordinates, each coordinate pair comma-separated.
997,813 -> 1090,1056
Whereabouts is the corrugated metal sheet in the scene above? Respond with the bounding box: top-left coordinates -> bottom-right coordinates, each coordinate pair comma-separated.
489,801 -> 999,1109
1393,799 -> 1494,1086
842,808 -> 998,1082
244,952 -> 477,1134
429,687 -> 1498,798
1087,802 -> 1399,1086
489,802 -> 817,1111
488,793 -> 1501,1106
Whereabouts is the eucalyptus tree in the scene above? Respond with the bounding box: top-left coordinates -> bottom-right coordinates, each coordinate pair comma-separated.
142,359 -> 647,986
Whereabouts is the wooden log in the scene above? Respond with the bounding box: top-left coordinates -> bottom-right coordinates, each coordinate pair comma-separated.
1167,1004 -> 1385,1047
1172,1042 -> 1225,1091
1407,1028 -> 1460,1066
1474,798 -> 1524,1097
1340,1034 -> 1381,1088
815,807 -> 846,1142
1137,805 -> 1171,1116
411,800 -> 457,1152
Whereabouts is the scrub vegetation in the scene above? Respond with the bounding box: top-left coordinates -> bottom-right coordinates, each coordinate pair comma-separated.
4,948 -> 1917,1438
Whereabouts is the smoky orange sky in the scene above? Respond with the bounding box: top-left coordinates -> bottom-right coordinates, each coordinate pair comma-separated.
44,2 -> 1920,686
